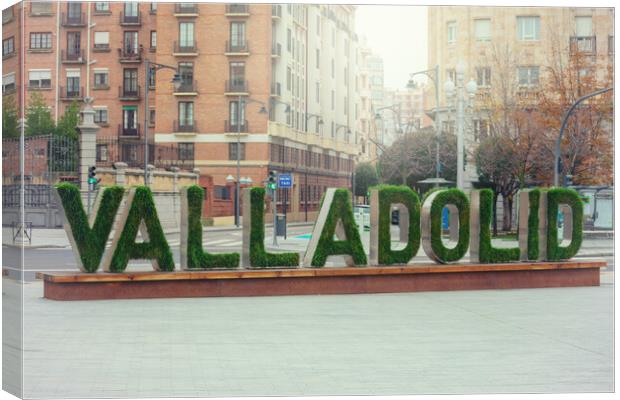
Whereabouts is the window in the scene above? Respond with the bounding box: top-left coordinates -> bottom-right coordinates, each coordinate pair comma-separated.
316,49 -> 320,68
230,21 -> 245,47
344,67 -> 348,86
123,68 -> 138,94
122,106 -> 138,134
229,62 -> 245,88
124,2 -> 138,17
2,73 -> 15,93
150,3 -> 157,13
179,143 -> 194,160
179,22 -> 194,48
474,120 -> 490,142
149,108 -> 156,125
93,32 -> 109,49
575,16 -> 592,36
178,102 -> 194,127
447,21 -> 456,43
30,32 -> 52,49
228,143 -> 246,160
93,69 -> 109,88
31,2 -> 53,15
28,70 -> 51,89
93,107 -> 108,124
3,37 -> 15,56
67,2 -> 81,19
214,186 -> 230,200
94,2 -> 109,12
446,68 -> 456,83
476,67 -> 491,87
3,7 -> 13,24
123,31 -> 138,54
229,101 -> 245,127
178,62 -> 193,89
518,66 -> 539,86
287,28 -> 291,51
150,31 -> 156,49
286,67 -> 291,91
517,16 -> 540,41
331,90 -> 334,110
474,19 -> 491,41
331,59 -> 334,78
331,122 -> 335,138
66,69 -> 81,95
316,82 -> 320,102
96,144 -> 108,162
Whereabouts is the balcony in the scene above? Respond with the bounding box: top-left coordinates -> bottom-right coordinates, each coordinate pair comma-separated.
225,120 -> 248,133
173,120 -> 198,133
173,41 -> 198,56
225,4 -> 249,16
61,49 -> 85,64
120,11 -> 141,26
570,36 -> 597,55
271,4 -> 282,19
174,3 -> 198,16
118,85 -> 141,101
270,82 -> 281,97
173,80 -> 198,95
118,47 -> 143,63
225,40 -> 249,55
59,86 -> 83,101
61,12 -> 85,27
225,79 -> 248,94
118,123 -> 141,138
271,43 -> 281,58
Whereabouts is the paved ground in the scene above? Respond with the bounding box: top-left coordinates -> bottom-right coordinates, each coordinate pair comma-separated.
2,272 -> 614,398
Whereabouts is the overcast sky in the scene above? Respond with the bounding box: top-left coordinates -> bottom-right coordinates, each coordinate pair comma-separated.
356,5 -> 428,89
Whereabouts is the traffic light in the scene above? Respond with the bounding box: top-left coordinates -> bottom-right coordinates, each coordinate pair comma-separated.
267,170 -> 277,190
564,174 -> 574,187
88,166 -> 97,184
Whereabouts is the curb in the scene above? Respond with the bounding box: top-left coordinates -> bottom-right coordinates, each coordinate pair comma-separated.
2,243 -> 68,249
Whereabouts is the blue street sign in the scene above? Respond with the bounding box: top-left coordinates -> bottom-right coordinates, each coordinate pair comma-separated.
278,174 -> 293,188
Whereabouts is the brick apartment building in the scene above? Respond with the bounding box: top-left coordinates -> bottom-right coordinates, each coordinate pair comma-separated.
2,2 -> 363,222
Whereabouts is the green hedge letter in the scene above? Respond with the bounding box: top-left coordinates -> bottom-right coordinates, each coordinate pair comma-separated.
517,189 -> 541,261
104,186 -> 175,272
302,188 -> 367,268
54,183 -> 125,273
180,185 -> 240,269
369,185 -> 420,265
421,189 -> 469,264
546,188 -> 583,261
241,187 -> 299,268
470,189 -> 519,263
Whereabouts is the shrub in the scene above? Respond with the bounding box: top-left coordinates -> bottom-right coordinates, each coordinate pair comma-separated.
427,188 -> 469,263
546,187 -> 583,260
249,187 -> 299,268
477,189 -> 519,263
109,186 -> 175,272
375,185 -> 420,265
55,183 -> 125,273
310,188 -> 367,267
185,185 -> 239,269
527,189 -> 541,260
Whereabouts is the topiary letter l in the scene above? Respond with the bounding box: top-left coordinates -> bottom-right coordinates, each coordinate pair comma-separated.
54,183 -> 125,273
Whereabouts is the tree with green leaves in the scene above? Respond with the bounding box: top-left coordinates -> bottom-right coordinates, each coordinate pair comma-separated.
2,95 -> 19,139
55,100 -> 80,139
354,162 -> 379,201
25,92 -> 55,137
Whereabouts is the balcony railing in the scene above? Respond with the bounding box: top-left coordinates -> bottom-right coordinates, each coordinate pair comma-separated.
120,11 -> 141,26
271,43 -> 281,57
59,86 -> 83,100
226,40 -> 249,53
61,12 -> 85,26
174,80 -> 198,94
61,49 -> 85,63
570,36 -> 597,54
270,82 -> 281,96
271,4 -> 282,18
118,47 -> 143,62
118,85 -> 141,100
225,120 -> 248,133
225,4 -> 249,15
174,3 -> 198,14
118,123 -> 141,137
225,80 -> 248,93
96,138 -> 195,171
93,42 -> 110,51
173,120 -> 197,133
173,41 -> 197,54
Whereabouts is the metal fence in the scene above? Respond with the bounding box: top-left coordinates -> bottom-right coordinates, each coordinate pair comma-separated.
96,137 -> 195,171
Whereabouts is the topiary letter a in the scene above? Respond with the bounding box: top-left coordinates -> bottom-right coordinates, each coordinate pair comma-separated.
302,188 -> 367,268
103,186 -> 175,272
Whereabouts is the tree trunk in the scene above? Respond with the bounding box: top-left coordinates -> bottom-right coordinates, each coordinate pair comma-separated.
502,195 -> 512,231
492,192 -> 498,236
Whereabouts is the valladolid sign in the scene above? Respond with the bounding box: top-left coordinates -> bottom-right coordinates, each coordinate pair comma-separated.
54,183 -> 583,273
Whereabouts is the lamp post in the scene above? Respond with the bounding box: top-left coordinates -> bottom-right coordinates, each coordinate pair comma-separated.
234,95 -> 267,227
407,65 -> 441,180
304,113 -> 323,222
374,104 -> 403,139
443,61 -> 477,190
143,59 -> 181,186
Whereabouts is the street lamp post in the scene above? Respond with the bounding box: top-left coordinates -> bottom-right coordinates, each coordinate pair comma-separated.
443,61 -> 477,190
143,59 -> 181,186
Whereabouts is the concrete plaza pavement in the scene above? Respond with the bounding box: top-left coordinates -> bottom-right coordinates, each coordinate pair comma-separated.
2,270 -> 614,398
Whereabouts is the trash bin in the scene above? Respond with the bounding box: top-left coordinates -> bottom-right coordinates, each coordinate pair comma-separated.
276,214 -> 287,237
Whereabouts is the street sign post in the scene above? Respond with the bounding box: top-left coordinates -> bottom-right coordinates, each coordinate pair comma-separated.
278,174 -> 292,188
